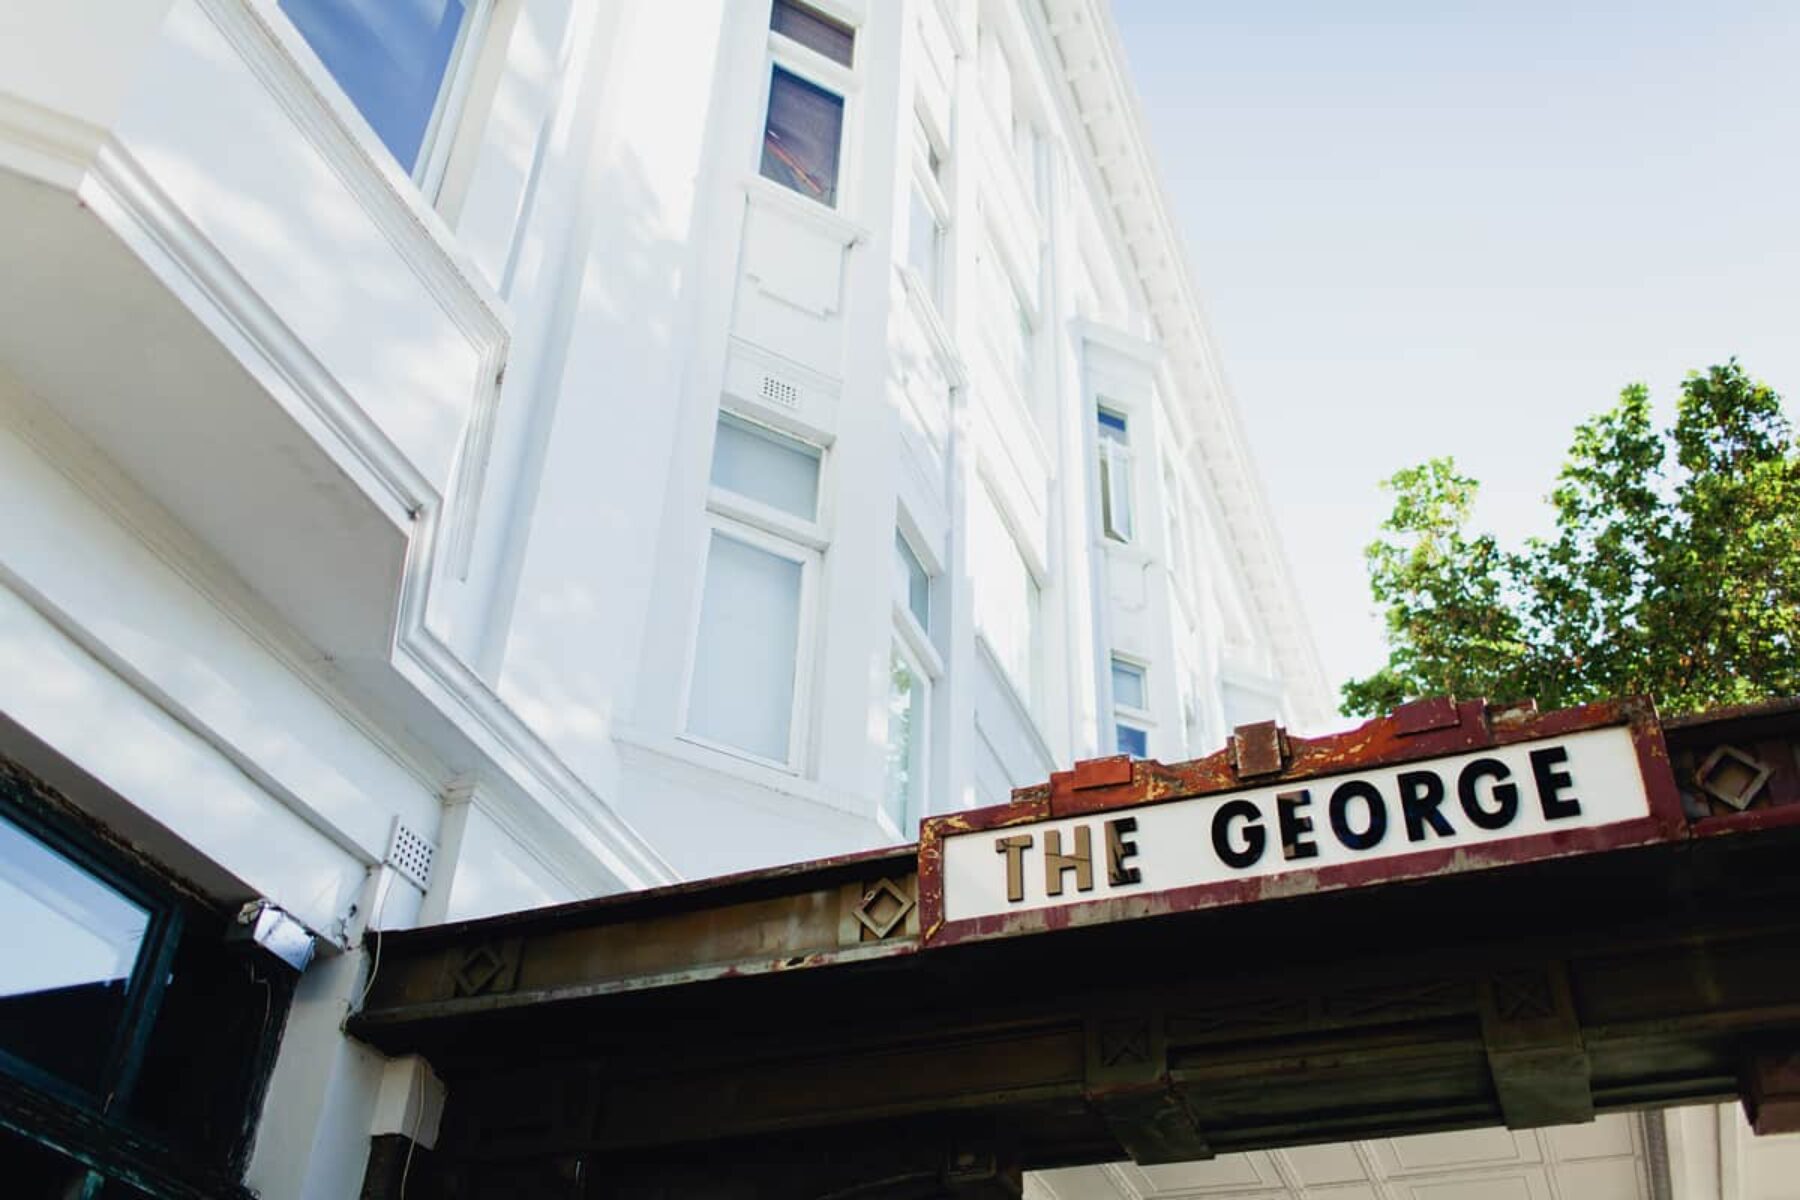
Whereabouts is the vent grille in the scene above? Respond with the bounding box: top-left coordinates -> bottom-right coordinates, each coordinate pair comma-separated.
760,374 -> 800,408
386,818 -> 436,891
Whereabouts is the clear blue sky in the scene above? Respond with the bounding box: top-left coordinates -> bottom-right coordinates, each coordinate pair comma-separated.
1111,1 -> 1800,705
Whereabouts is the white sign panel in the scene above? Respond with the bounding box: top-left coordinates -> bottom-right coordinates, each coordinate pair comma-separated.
940,726 -> 1651,924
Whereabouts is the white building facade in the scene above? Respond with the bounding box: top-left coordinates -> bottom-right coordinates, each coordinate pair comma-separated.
2,2 -> 1771,1198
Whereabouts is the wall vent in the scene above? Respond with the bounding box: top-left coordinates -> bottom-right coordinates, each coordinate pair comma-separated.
760,374 -> 800,408
386,818 -> 437,891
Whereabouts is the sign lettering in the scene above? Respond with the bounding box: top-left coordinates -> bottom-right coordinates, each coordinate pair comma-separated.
936,726 -> 1652,925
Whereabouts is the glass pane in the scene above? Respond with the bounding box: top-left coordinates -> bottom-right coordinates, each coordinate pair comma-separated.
882,646 -> 923,830
0,814 -> 149,1091
907,186 -> 941,303
688,533 -> 804,761
1112,660 -> 1146,711
761,68 -> 844,206
1097,407 -> 1129,440
0,1125 -> 94,1195
894,533 -> 930,630
1116,724 -> 1148,759
1107,443 -> 1134,541
771,0 -> 855,67
280,0 -> 469,172
711,415 -> 820,520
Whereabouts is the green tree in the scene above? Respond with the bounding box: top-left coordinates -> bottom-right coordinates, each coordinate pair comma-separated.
1342,361 -> 1800,718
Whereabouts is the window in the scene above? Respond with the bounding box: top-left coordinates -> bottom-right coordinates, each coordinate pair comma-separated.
687,412 -> 825,767
0,766 -> 297,1192
895,531 -> 931,630
883,641 -> 928,832
279,0 -> 487,181
761,68 -> 845,206
711,413 -> 821,521
762,3 -> 856,209
1112,657 -> 1149,759
772,0 -> 855,67
971,485 -> 1039,704
0,812 -> 155,1094
1098,406 -> 1134,543
688,531 -> 806,763
885,526 -> 937,832
906,116 -> 950,310
982,247 -> 1034,401
907,185 -> 943,304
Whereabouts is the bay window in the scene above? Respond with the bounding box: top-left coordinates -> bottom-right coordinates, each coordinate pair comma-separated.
279,0 -> 491,187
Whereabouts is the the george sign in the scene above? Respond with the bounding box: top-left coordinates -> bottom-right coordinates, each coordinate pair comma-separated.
919,709 -> 1684,947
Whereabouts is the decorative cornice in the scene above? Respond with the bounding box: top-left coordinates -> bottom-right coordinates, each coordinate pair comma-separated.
1040,0 -> 1334,729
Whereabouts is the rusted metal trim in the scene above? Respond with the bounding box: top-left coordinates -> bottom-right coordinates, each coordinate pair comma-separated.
921,698 -> 1686,949
350,936 -> 920,1033
369,844 -> 917,954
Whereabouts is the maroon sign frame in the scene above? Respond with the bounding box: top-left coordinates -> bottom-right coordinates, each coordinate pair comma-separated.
917,697 -> 1687,949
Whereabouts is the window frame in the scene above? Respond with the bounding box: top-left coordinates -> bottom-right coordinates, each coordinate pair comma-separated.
903,111 -> 952,314
271,0 -> 498,200
1097,404 -> 1135,544
1111,654 -> 1153,759
880,634 -> 933,836
759,0 -> 863,212
979,236 -> 1038,407
681,411 -> 831,771
0,783 -> 183,1120
679,517 -> 822,772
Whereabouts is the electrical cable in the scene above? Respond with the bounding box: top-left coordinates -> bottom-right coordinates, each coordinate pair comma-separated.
353,867 -> 396,1014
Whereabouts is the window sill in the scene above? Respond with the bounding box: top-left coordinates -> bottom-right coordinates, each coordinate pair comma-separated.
612,726 -> 874,826
744,174 -> 869,248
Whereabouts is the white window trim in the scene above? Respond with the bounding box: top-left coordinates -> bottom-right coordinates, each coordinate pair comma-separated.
759,4 -> 864,214
902,113 -> 952,318
1097,403 -> 1136,545
1110,654 -> 1154,727
707,412 -> 831,548
677,516 -> 822,773
266,0 -> 498,202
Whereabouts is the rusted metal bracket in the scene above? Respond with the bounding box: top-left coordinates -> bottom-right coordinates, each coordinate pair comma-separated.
1229,721 -> 1289,779
1083,1012 -> 1211,1164
1477,962 -> 1594,1129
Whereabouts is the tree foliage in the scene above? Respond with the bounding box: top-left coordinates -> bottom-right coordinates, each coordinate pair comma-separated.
1342,362 -> 1800,718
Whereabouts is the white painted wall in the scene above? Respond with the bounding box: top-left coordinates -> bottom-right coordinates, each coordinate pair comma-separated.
0,0 -> 1331,1192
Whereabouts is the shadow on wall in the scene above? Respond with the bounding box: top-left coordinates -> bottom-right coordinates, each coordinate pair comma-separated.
495,144 -> 696,772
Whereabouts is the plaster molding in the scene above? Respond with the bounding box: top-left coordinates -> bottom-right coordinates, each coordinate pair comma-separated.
0,89 -> 107,190
193,0 -> 512,576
